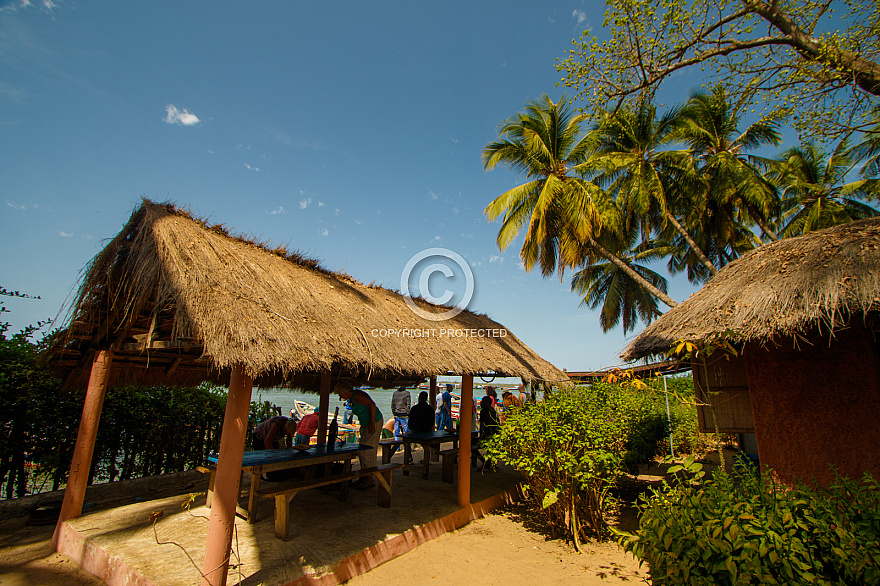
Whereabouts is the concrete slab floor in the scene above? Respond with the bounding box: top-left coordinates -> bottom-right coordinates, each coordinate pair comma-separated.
53,450 -> 523,585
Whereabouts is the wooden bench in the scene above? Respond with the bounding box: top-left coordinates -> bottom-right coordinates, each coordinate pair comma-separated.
254,462 -> 403,540
379,438 -> 403,464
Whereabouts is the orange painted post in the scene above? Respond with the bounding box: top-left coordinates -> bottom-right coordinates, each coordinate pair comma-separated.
201,364 -> 253,586
316,369 -> 331,444
457,375 -> 473,507
52,349 -> 113,548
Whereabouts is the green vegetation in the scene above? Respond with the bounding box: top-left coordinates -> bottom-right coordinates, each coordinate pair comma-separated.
484,91 -> 879,334
483,379 -> 699,547
485,3 -> 880,335
618,460 -> 880,584
557,0 -> 880,141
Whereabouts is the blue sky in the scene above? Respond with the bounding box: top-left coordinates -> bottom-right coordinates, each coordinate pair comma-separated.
1,0 -> 705,372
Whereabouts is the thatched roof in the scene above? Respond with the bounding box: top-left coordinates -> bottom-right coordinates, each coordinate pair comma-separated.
52,200 -> 568,390
621,218 -> 880,362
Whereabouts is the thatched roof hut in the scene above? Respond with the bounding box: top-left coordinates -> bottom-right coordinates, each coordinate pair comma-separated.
52,199 -> 567,390
621,218 -> 880,362
621,218 -> 880,487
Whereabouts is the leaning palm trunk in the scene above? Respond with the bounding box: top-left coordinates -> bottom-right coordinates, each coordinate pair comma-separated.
665,212 -> 718,276
754,216 -> 780,242
587,235 -> 679,308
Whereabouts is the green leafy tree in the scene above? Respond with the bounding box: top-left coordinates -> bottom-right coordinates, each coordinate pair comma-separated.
675,86 -> 782,244
586,102 -> 719,279
558,0 -> 880,141
570,229 -> 669,334
482,94 -> 610,276
483,95 -> 679,309
768,139 -> 880,236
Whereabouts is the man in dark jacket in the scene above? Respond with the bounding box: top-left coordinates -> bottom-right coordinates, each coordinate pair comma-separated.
407,391 -> 434,433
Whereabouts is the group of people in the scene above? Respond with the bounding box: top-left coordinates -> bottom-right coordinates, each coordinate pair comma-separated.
252,381 -> 530,486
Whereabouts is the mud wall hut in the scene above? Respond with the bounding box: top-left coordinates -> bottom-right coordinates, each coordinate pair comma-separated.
621,218 -> 880,487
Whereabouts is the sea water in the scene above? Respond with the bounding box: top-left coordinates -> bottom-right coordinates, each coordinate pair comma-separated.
252,376 -> 524,424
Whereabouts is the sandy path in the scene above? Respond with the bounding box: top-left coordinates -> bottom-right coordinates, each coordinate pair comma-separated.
345,508 -> 648,585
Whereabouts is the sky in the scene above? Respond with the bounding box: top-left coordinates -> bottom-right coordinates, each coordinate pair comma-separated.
0,0 -> 705,373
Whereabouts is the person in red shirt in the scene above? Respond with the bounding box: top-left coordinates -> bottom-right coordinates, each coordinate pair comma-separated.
295,412 -> 320,445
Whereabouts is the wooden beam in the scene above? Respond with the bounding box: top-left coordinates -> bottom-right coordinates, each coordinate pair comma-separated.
201,364 -> 253,586
53,350 -> 113,548
316,369 -> 331,444
457,374 -> 473,507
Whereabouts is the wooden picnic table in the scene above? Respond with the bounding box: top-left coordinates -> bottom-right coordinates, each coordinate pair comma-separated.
401,430 -> 476,480
206,443 -> 371,523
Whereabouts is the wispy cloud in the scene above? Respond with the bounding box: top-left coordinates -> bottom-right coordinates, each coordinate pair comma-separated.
572,9 -> 588,26
244,163 -> 260,172
318,228 -> 329,236
0,82 -> 29,104
164,104 -> 200,126
6,200 -> 28,211
489,255 -> 504,263
269,206 -> 286,215
428,191 -> 439,201
1,0 -> 62,13
60,230 -> 73,238
299,197 -> 312,209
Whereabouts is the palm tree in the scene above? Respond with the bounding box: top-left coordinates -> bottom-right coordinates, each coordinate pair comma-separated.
585,103 -> 719,278
483,95 -> 678,308
675,86 -> 782,246
768,140 -> 879,237
570,227 -> 669,334
849,104 -> 880,179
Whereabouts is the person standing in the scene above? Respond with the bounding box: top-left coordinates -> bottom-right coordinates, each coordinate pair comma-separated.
391,386 -> 412,439
436,384 -> 455,432
334,381 -> 383,489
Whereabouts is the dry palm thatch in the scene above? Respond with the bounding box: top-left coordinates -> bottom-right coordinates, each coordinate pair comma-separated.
621,218 -> 880,362
51,200 -> 568,390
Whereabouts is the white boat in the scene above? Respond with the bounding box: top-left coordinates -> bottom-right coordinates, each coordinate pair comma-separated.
290,400 -> 358,443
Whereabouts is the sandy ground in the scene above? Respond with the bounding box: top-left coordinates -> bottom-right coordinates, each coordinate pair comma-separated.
0,505 -> 648,586
0,450 -> 708,585
344,506 -> 648,585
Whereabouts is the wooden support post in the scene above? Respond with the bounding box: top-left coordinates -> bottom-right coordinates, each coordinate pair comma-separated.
201,364 -> 253,586
316,369 -> 331,444
52,349 -> 113,549
457,374 -> 473,507
429,376 -> 438,429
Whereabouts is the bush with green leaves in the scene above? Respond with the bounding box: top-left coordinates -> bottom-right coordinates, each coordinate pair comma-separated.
0,321 -> 66,497
618,458 -> 880,585
483,383 -> 672,545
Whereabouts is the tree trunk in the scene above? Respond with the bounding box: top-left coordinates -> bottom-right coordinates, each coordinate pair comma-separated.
587,235 -> 679,308
749,0 -> 880,96
754,216 -> 779,242
665,211 -> 718,276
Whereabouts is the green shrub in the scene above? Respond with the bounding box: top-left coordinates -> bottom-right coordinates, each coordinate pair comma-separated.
618,459 -> 880,585
484,383 -> 675,543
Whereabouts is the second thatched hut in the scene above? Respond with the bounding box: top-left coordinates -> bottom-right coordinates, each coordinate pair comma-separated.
622,218 -> 880,486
